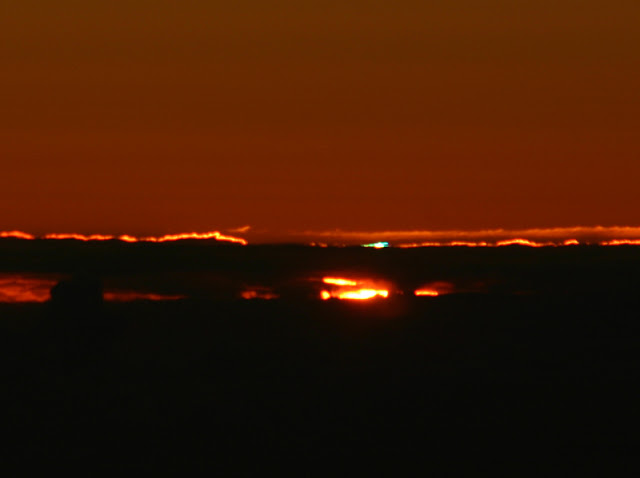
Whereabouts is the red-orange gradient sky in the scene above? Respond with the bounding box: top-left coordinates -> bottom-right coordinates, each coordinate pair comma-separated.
2,1 -> 640,239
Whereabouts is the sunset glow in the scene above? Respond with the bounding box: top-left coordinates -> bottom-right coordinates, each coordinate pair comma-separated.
0,273 -> 190,303
362,242 -> 389,249
414,281 -> 454,297
601,239 -> 640,246
240,288 -> 279,300
495,239 -> 547,247
0,231 -> 35,240
399,239 -> 556,248
0,275 -> 57,303
44,233 -> 116,241
336,289 -> 389,300
298,227 -> 640,247
0,231 -> 247,245
103,292 -> 186,302
323,277 -> 358,286
144,231 -> 247,244
320,276 -> 390,301
8,229 -> 640,248
118,235 -> 139,243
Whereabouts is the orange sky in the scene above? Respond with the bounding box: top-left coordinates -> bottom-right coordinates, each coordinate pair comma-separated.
2,1 -> 640,239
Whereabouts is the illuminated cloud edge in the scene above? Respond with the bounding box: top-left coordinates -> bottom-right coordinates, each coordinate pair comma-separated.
294,226 -> 640,246
0,230 -> 247,245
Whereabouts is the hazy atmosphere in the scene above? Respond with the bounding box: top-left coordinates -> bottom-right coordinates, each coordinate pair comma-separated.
3,3 -> 640,474
3,1 -> 640,236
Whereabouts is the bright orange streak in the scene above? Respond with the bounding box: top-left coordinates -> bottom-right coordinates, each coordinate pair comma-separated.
495,238 -> 545,247
145,231 -> 247,245
0,231 -> 35,240
601,239 -> 640,246
43,233 -> 115,241
118,235 -> 139,243
322,277 -> 358,286
321,276 -> 391,300
400,238 -> 553,248
564,239 -> 580,246
0,230 -> 247,245
415,289 -> 439,297
103,291 -> 186,302
336,289 -> 389,300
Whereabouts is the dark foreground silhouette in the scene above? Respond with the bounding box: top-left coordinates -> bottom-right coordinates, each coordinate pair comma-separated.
2,295 -> 640,476
49,274 -> 104,317
1,243 -> 640,475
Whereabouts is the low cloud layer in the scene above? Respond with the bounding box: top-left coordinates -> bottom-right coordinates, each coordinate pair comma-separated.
292,226 -> 640,245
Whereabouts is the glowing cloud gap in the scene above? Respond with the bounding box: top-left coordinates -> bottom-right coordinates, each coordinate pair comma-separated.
323,277 -> 358,286
320,276 -> 390,300
415,289 -> 439,297
336,289 -> 389,300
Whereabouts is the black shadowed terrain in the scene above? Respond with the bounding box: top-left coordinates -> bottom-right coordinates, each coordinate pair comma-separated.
1,240 -> 640,475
